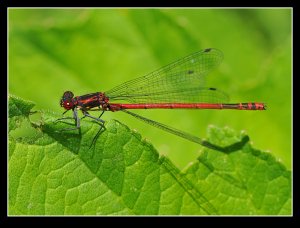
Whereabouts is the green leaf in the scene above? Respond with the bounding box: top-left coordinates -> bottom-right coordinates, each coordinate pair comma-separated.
8,95 -> 291,215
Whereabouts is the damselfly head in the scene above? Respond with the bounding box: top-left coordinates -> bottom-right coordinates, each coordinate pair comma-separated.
60,91 -> 75,110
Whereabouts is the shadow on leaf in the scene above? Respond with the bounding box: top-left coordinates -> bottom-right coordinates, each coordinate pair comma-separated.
41,122 -> 82,154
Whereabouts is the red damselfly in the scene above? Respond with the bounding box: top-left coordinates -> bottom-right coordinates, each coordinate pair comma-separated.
57,48 -> 266,151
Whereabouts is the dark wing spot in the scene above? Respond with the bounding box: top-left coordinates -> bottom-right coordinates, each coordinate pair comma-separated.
204,48 -> 212,53
187,70 -> 194,74
209,87 -> 217,90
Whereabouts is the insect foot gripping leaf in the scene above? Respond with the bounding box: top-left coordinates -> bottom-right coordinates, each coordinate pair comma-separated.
8,95 -> 291,215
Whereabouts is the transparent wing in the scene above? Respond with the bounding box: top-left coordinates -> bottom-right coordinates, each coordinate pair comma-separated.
106,48 -> 229,103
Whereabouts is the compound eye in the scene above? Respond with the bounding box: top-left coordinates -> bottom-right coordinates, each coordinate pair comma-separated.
63,91 -> 74,99
63,100 -> 74,110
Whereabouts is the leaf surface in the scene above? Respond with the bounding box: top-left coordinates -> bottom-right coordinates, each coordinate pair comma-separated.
8,95 -> 291,215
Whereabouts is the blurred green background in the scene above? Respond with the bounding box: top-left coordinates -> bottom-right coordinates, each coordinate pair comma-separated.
9,8 -> 292,169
